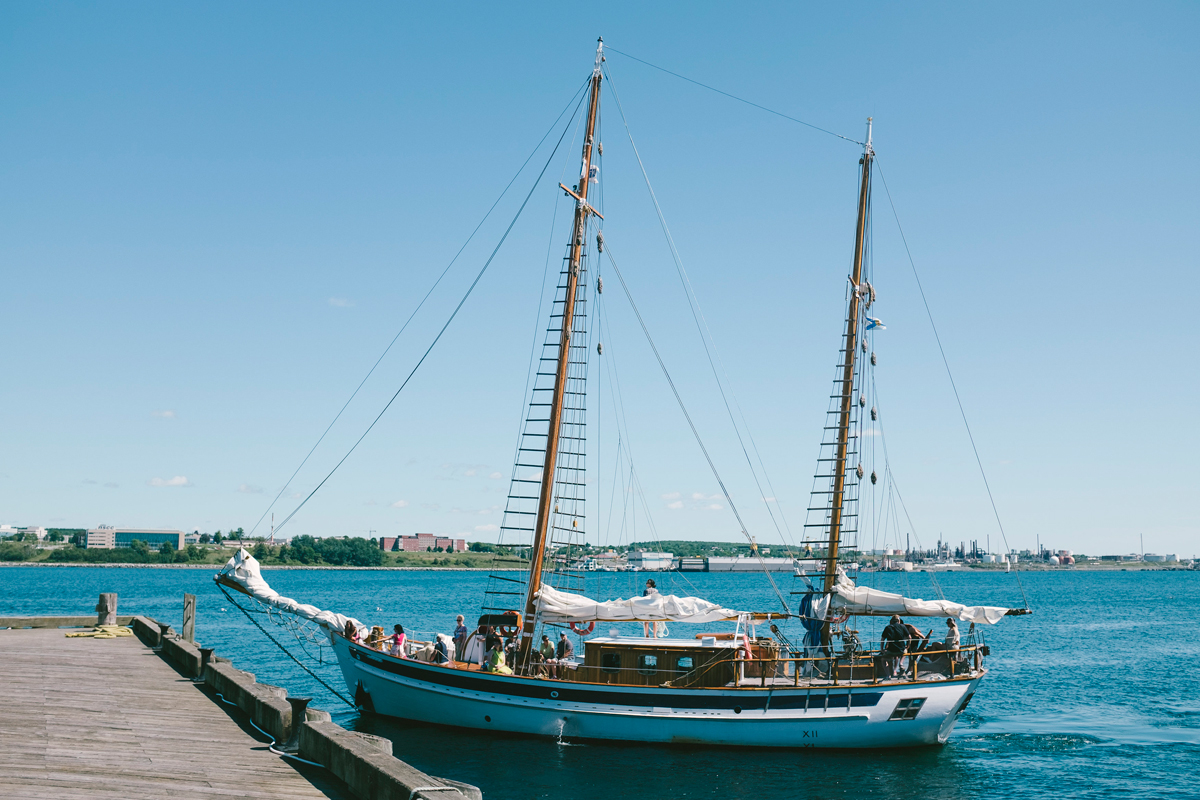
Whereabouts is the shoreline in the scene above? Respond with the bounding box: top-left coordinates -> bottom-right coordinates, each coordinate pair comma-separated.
0,561 -> 521,571
0,561 -> 1192,572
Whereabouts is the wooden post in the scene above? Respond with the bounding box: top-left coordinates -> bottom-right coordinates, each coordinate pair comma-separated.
96,593 -> 117,626
182,594 -> 196,643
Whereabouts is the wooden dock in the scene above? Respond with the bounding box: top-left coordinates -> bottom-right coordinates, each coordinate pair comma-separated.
0,627 -> 352,800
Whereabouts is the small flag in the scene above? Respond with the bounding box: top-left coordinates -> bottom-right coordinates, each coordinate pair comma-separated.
587,164 -> 599,183
865,317 -> 886,331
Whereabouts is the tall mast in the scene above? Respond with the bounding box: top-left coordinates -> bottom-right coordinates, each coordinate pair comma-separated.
822,118 -> 873,635
517,38 -> 604,667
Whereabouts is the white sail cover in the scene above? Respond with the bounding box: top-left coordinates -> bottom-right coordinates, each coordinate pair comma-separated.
217,548 -> 365,635
534,584 -> 741,624
830,569 -> 1009,625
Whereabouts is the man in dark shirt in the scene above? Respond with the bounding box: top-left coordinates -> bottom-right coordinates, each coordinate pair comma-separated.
556,632 -> 574,661
880,615 -> 909,677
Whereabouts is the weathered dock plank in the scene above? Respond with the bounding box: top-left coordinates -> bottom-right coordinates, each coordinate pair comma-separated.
0,628 -> 351,800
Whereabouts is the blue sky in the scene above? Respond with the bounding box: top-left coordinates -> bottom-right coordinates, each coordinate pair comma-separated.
2,2 -> 1197,557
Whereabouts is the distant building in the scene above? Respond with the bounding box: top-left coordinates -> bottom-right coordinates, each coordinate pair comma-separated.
85,527 -> 184,550
0,525 -> 48,540
1144,553 -> 1166,562
379,534 -> 466,553
627,551 -> 674,571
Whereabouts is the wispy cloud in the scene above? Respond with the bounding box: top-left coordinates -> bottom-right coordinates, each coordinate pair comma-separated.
661,492 -> 681,500
152,410 -> 176,419
667,500 -> 683,510
489,472 -> 503,480
475,524 -> 499,532
148,476 -> 192,488
83,479 -> 98,485
705,503 -> 723,511
328,297 -> 354,308
238,484 -> 263,494
421,503 -> 440,511
103,482 -> 119,489
391,500 -> 409,508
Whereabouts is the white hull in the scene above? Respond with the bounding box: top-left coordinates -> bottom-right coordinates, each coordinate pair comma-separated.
333,638 -> 980,749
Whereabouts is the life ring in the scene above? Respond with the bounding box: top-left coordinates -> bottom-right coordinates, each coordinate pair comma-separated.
497,625 -> 519,637
569,621 -> 595,635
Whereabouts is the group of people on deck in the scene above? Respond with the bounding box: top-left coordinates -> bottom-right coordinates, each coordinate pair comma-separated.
344,613 -> 579,677
479,628 -> 574,677
879,615 -> 961,676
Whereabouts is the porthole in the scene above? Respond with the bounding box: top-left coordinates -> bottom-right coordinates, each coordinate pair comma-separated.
637,654 -> 658,675
550,690 -> 559,698
484,715 -> 492,723
733,706 -> 742,714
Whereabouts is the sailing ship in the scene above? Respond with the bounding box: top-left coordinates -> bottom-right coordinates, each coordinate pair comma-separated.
217,38 -> 1028,748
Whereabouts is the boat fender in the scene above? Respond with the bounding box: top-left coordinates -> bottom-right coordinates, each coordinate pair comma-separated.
859,394 -> 866,407
569,621 -> 595,635
856,463 -> 865,479
870,406 -> 877,420
597,342 -> 603,355
870,470 -> 877,485
596,234 -> 605,256
871,352 -> 877,366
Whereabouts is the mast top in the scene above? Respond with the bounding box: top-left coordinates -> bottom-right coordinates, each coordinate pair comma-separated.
594,37 -> 604,77
864,117 -> 874,158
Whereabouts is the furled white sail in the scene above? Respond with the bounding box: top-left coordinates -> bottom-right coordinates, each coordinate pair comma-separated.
534,583 -> 740,624
830,569 -> 1009,624
217,548 -> 365,635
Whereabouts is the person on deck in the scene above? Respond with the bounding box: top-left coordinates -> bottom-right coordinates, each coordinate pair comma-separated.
344,620 -> 364,644
540,634 -> 558,678
938,618 -> 961,661
389,624 -> 407,657
453,615 -> 468,661
642,578 -> 660,638
556,632 -> 574,664
880,615 -> 909,677
482,640 -> 512,674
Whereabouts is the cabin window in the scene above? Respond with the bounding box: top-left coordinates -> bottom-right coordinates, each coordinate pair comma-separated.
601,652 -> 621,674
637,654 -> 658,675
676,656 -> 694,673
888,697 -> 925,721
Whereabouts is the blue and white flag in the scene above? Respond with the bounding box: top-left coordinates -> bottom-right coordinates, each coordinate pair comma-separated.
865,317 -> 886,331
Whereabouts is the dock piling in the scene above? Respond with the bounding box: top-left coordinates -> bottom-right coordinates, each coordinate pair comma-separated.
95,592 -> 117,626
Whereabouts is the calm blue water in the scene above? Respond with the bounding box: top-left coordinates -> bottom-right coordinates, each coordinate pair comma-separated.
3,565 -> 1196,799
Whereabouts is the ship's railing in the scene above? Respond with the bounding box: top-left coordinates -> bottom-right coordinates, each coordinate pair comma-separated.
353,635 -> 985,687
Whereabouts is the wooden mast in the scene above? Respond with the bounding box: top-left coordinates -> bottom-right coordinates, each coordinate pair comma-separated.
822,118 -> 873,641
517,38 -> 604,669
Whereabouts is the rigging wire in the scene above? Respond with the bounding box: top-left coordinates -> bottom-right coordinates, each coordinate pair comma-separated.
603,63 -> 798,554
874,158 -> 1030,609
249,77 -> 591,538
601,242 -> 790,615
271,92 -> 586,537
217,583 -> 355,707
604,46 -> 863,146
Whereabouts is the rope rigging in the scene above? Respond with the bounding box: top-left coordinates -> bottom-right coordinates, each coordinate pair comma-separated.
218,583 -> 356,708
604,46 -> 863,146
874,158 -> 1030,610
271,86 -> 590,537
603,62 -> 800,560
250,77 -> 591,539
601,241 -> 790,615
